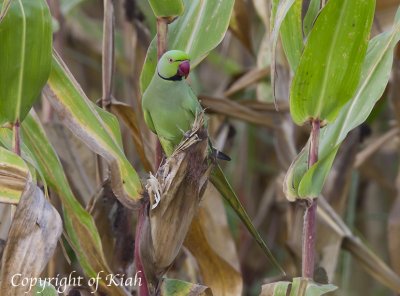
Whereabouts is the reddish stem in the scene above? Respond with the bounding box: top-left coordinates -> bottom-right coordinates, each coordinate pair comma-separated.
154,17 -> 168,168
302,119 -> 320,279
134,16 -> 169,296
13,121 -> 21,156
134,205 -> 149,296
156,17 -> 168,59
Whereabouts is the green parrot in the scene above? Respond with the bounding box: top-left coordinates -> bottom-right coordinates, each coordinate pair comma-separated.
142,50 -> 284,274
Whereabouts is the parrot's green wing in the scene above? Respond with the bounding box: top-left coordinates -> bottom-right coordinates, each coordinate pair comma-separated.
211,164 -> 286,275
143,108 -> 156,134
159,137 -> 176,157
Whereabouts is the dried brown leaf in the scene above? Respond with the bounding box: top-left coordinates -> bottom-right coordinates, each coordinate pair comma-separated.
184,203 -> 243,296
252,0 -> 269,26
229,0 -> 253,53
355,127 -> 399,168
198,185 -> 241,271
110,100 -> 153,172
318,198 -> 400,293
388,163 -> 400,275
388,195 -> 400,274
224,68 -> 270,97
199,95 -> 274,128
0,183 -> 62,295
240,100 -> 289,112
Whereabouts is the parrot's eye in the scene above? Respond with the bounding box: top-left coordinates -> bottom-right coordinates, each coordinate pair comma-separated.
168,58 -> 173,63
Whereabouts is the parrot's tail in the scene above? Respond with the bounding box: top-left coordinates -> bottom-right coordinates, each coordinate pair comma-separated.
208,138 -> 231,161
213,148 -> 231,161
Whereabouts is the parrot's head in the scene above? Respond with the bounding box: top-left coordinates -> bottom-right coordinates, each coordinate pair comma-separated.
157,50 -> 190,81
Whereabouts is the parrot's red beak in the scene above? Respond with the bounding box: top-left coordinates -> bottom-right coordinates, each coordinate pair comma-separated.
178,60 -> 190,79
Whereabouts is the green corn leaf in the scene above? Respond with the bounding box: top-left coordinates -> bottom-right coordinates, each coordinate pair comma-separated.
95,104 -> 124,148
273,281 -> 291,295
160,278 -> 211,296
289,278 -> 337,296
140,0 -> 235,93
284,9 -> 400,199
18,112 -> 128,296
280,0 -> 303,72
0,0 -> 52,126
261,278 -> 337,296
270,0 -> 296,97
0,125 -> 46,192
60,0 -> 86,15
289,0 -> 375,125
33,281 -> 58,296
303,0 -> 320,37
148,0 -> 184,18
0,147 -> 30,204
45,52 -> 143,209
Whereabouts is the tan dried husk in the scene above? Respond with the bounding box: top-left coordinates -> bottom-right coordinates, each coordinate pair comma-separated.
139,113 -> 212,293
0,180 -> 62,295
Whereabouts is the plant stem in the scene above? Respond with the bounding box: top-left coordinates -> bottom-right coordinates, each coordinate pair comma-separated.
302,119 -> 320,279
156,17 -> 168,59
154,17 -> 168,168
134,15 -> 170,296
102,0 -> 115,111
13,121 -> 21,156
135,205 -> 149,296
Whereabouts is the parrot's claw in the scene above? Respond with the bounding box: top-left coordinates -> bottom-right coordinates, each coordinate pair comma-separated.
152,191 -> 161,209
177,127 -> 191,139
147,173 -> 162,210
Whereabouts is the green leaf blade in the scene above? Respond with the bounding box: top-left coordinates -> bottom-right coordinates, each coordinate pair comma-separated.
284,10 -> 400,199
46,53 -> 143,208
280,0 -> 303,72
18,112 -> 127,295
0,146 -> 30,204
148,0 -> 184,18
0,0 -> 52,126
303,0 -> 320,38
290,0 -> 375,125
140,0 -> 235,93
160,278 -> 211,296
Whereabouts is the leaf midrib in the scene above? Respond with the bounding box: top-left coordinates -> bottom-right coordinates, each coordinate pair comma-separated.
314,0 -> 348,119
15,0 -> 26,122
335,25 -> 400,146
184,0 -> 206,53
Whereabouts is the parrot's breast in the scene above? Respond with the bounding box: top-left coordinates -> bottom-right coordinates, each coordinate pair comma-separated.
142,77 -> 200,149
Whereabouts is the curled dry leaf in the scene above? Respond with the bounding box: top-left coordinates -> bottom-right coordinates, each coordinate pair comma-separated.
0,181 -> 62,295
354,127 -> 400,168
139,115 -> 211,293
199,95 -> 274,128
17,112 -> 128,295
224,68 -> 270,97
0,147 -> 30,204
229,0 -> 253,54
388,190 -> 400,275
110,99 -> 153,172
184,190 -> 243,296
45,53 -> 143,209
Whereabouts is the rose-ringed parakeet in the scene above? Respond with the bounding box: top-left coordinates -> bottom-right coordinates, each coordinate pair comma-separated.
142,50 -> 284,274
